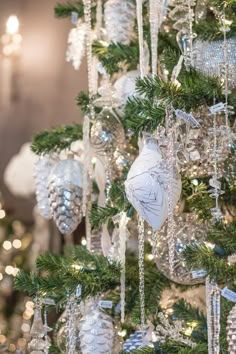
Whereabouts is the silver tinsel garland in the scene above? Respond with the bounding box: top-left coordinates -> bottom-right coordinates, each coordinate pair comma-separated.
227,304 -> 236,354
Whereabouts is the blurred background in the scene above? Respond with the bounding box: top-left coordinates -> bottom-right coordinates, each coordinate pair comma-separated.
0,1 -> 87,352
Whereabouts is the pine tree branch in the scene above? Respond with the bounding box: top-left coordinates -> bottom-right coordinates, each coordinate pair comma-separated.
31,124 -> 83,155
54,1 -> 84,18
90,205 -> 119,229
193,18 -> 236,40
206,219 -> 236,255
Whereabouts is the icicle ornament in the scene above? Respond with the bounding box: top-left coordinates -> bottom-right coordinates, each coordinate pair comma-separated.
48,158 -> 83,235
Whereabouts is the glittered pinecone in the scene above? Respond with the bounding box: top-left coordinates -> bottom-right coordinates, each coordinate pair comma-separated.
48,158 -> 83,234
79,301 -> 114,354
34,156 -> 57,219
104,0 -> 136,45
227,304 -> 236,353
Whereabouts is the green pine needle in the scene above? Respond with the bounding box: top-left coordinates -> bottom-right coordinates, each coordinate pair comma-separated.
31,124 -> 83,155
54,1 -> 84,18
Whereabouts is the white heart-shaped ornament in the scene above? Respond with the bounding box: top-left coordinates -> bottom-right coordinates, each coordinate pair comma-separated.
125,138 -> 182,230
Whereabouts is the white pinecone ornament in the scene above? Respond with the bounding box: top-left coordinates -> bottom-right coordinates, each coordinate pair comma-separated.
79,301 -> 114,354
34,156 -> 57,219
227,304 -> 236,353
48,158 -> 83,235
66,20 -> 87,70
104,0 -> 136,45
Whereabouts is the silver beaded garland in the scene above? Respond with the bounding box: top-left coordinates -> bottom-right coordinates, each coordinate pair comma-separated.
48,158 -> 83,235
227,304 -> 236,354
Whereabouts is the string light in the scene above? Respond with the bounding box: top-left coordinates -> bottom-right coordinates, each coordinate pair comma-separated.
3,240 -> 12,250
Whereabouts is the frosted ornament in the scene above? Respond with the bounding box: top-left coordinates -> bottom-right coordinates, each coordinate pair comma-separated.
90,108 -> 125,158
34,156 -> 57,219
66,20 -> 87,70
123,331 -> 153,353
104,0 -> 136,45
227,304 -> 236,354
48,158 -> 83,235
113,70 -> 139,105
155,212 -> 208,285
79,300 -> 114,354
192,38 -> 236,88
125,138 -> 182,230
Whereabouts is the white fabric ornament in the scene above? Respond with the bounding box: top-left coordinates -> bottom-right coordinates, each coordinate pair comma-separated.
104,0 -> 136,45
66,20 -> 87,70
227,304 -> 236,354
193,38 -> 236,88
125,138 -> 182,230
113,70 -> 139,104
79,300 -> 114,354
4,142 -> 37,198
34,156 -> 57,219
48,158 -> 83,235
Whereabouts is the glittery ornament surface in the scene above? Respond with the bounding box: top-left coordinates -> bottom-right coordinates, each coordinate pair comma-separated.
90,108 -> 125,158
66,20 -> 87,70
104,0 -> 136,45
125,138 -> 182,230
193,38 -> 236,88
113,70 -> 139,104
227,304 -> 236,354
123,331 -> 152,353
155,212 -> 208,285
34,156 -> 56,219
48,159 -> 83,235
79,301 -> 114,354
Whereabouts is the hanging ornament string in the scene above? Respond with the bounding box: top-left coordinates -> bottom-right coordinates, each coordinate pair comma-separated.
166,106 -> 176,276
136,0 -> 145,78
138,216 -> 146,329
206,277 -> 221,354
119,212 -> 129,323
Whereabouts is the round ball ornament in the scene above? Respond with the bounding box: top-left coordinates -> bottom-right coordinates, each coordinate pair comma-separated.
155,212 -> 208,285
125,137 -> 182,231
48,158 -> 83,235
192,38 -> 236,88
90,108 -> 125,158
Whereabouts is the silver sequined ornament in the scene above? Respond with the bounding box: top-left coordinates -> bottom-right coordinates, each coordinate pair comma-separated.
90,108 -> 125,158
79,300 -> 114,354
34,156 -> 57,219
123,331 -> 153,353
48,158 -> 83,235
104,0 -> 136,45
192,38 -> 236,88
155,212 -> 208,285
227,304 -> 236,354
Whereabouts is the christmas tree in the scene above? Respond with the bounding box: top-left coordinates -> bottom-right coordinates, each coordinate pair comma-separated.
14,0 -> 236,353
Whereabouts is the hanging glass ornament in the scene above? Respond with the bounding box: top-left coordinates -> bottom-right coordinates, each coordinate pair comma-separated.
34,156 -> 57,219
192,38 -> 236,88
104,0 -> 136,45
206,278 -> 221,354
90,108 -> 125,159
125,137 -> 182,231
227,304 -> 236,354
48,158 -> 83,235
28,299 -> 48,354
66,20 -> 87,70
123,331 -> 153,353
79,299 -> 114,354
154,211 -> 208,285
54,308 -> 82,353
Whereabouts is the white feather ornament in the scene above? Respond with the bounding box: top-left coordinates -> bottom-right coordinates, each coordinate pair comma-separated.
66,20 -> 87,70
125,138 -> 182,230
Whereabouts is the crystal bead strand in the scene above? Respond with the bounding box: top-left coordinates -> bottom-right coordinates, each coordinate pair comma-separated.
138,216 -> 146,329
166,106 -> 176,276
119,212 -> 128,323
151,230 -> 158,260
149,0 -> 159,76
227,304 -> 236,354
65,295 -> 77,354
206,277 -> 221,354
136,0 -> 145,78
43,308 -> 49,354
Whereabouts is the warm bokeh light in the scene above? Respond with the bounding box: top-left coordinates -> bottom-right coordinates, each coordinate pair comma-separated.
6,15 -> 19,35
21,323 -> 30,332
12,239 -> 22,249
5,265 -> 14,275
0,273 -> 3,281
8,343 -> 16,352
3,240 -> 12,250
0,210 -> 6,219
